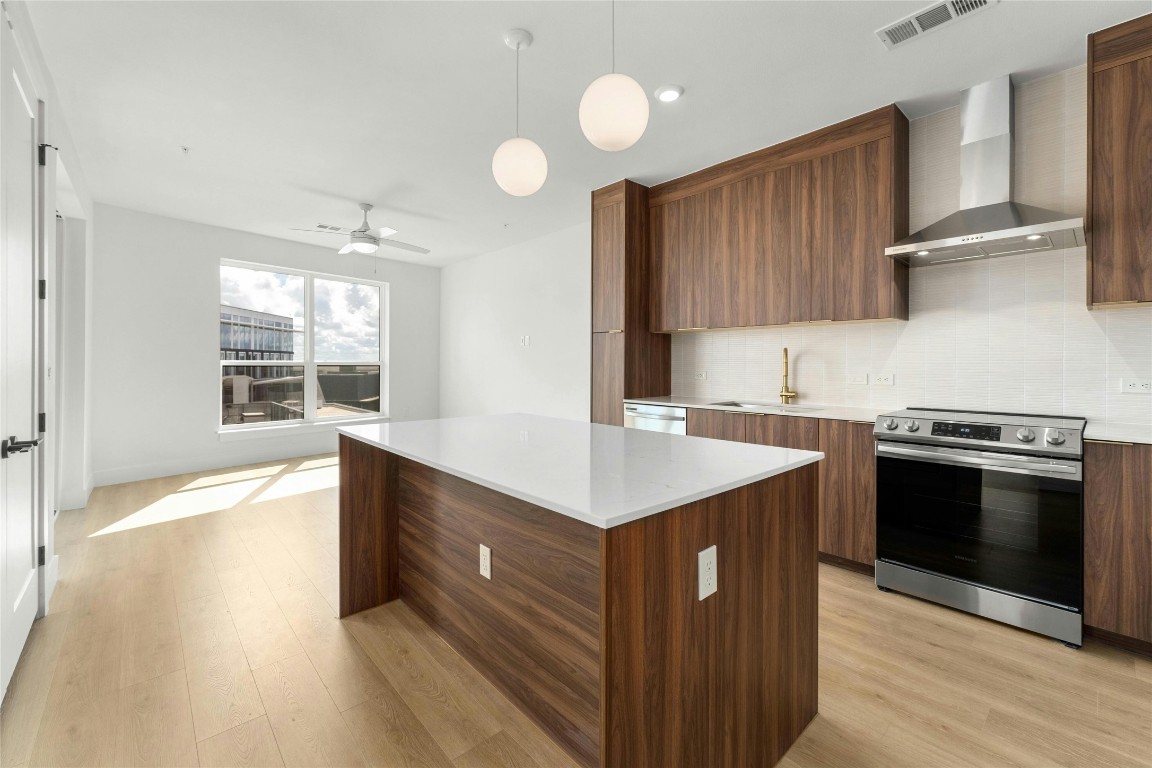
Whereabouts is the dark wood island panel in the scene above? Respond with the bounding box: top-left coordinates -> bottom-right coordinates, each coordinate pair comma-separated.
339,434 -> 820,768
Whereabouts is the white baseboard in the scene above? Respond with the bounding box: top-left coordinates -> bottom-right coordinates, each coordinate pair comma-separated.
91,438 -> 338,488
40,555 -> 60,616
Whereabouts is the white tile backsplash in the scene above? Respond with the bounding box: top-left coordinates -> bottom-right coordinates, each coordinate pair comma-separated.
671,66 -> 1152,430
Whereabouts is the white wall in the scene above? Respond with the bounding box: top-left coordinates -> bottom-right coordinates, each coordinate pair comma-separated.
90,204 -> 440,485
440,222 -> 591,421
56,216 -> 91,510
673,66 -> 1152,438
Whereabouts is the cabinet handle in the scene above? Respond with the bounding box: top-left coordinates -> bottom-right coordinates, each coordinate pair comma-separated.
1084,439 -> 1135,446
607,329 -> 624,334
850,420 -> 875,425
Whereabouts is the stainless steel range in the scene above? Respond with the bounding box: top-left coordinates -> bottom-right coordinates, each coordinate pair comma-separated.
873,408 -> 1086,647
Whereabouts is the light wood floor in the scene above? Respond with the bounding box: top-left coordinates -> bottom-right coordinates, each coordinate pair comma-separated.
0,455 -> 1149,768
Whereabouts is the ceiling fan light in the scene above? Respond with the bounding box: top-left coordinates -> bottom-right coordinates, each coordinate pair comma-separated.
579,72 -> 649,151
350,241 -> 378,254
492,137 -> 548,196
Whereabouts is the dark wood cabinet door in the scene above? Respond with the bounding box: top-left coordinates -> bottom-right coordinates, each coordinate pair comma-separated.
651,200 -> 683,332
1089,54 -> 1152,305
686,409 -> 747,442
746,413 -> 819,451
817,420 -> 877,565
758,167 -> 794,327
830,140 -> 891,321
797,155 -> 833,323
1084,441 -> 1152,642
591,332 -> 624,426
592,201 -> 625,332
681,192 -> 711,330
708,183 -> 739,329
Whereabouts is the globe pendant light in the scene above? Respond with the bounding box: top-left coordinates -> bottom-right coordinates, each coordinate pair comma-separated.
579,0 -> 649,151
492,29 -> 547,197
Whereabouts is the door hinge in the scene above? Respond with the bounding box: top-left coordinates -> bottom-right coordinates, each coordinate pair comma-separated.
38,546 -> 45,566
38,279 -> 46,300
38,412 -> 46,433
38,143 -> 58,166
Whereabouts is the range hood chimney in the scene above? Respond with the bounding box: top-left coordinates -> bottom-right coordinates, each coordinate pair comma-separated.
886,76 -> 1084,267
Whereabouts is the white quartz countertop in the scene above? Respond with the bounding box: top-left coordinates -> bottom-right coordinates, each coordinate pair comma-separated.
338,413 -> 823,529
624,395 -> 885,424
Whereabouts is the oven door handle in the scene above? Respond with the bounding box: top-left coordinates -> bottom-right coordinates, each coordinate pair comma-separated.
876,442 -> 1082,478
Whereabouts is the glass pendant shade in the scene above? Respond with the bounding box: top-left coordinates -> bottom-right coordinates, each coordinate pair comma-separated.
579,72 -> 649,151
491,137 -> 548,197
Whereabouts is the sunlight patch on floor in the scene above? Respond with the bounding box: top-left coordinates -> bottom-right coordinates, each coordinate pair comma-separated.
90,478 -> 270,536
297,456 -> 338,471
179,464 -> 287,491
252,465 -> 339,503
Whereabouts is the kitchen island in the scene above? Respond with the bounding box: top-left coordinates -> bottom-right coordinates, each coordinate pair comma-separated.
338,413 -> 823,768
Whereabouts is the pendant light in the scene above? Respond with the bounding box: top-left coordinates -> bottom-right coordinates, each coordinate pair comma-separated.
492,29 -> 547,197
579,0 -> 649,152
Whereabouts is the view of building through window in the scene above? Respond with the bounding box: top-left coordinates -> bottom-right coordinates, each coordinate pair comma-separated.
220,264 -> 383,426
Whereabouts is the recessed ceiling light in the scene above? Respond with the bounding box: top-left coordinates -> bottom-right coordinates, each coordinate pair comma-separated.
1026,234 -> 1043,240
654,85 -> 684,103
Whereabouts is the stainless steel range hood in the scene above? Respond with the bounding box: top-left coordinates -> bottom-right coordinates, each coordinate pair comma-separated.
886,77 -> 1084,267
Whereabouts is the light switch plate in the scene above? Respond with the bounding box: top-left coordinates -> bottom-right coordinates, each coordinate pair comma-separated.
698,545 -> 717,601
847,373 -> 868,386
479,544 -> 492,580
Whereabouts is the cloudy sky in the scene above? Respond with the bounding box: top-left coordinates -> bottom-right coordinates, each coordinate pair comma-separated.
220,265 -> 380,362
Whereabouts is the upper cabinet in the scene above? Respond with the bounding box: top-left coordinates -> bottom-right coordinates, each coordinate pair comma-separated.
1088,13 -> 1152,307
590,181 -> 671,425
650,106 -> 908,332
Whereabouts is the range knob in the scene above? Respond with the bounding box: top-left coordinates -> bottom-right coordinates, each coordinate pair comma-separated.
904,420 -> 920,433
1046,429 -> 1066,446
1016,427 -> 1036,443
883,418 -> 899,430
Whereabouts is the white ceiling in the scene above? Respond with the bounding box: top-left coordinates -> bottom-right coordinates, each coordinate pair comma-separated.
26,0 -> 1147,267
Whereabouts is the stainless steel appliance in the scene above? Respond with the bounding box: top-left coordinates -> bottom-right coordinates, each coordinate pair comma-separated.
885,77 -> 1084,267
623,403 -> 686,435
873,407 -> 1086,646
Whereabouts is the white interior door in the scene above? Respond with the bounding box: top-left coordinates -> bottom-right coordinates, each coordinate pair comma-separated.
1,19 -> 41,698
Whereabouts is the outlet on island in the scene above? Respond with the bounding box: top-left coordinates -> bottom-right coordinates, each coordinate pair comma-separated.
479,544 -> 492,580
698,545 -> 717,600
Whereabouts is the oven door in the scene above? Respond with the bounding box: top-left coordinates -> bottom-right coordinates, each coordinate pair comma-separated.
876,442 -> 1083,611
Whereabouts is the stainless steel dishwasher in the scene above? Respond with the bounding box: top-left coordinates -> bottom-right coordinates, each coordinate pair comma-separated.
623,403 -> 686,435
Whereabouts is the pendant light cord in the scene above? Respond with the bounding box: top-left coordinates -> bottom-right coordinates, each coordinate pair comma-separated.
515,44 -> 520,137
611,0 -> 616,73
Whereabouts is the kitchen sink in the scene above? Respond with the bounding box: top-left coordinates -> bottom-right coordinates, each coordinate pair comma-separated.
709,401 -> 823,413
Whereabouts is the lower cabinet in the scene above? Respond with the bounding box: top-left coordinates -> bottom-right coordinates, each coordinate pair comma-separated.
747,413 -> 819,450
1084,441 -> 1152,643
817,420 -> 877,567
686,409 -> 747,442
685,409 -> 875,567
591,332 -> 624,426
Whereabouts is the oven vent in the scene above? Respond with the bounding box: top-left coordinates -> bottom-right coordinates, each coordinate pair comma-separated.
876,0 -> 998,50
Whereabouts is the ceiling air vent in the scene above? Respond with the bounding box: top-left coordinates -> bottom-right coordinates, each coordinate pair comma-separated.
876,0 -> 998,50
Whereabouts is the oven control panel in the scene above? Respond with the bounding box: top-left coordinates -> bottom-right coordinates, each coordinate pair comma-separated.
930,422 -> 1002,441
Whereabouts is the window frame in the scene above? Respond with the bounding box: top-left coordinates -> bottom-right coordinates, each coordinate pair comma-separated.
218,258 -> 389,433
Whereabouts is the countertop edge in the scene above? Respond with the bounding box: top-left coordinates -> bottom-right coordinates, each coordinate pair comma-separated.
624,396 -> 884,423
337,427 -> 824,529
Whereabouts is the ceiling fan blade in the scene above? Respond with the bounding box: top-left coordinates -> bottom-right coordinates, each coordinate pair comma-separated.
368,227 -> 398,238
378,239 -> 430,255
316,223 -> 353,233
289,228 -> 346,235
337,243 -> 355,255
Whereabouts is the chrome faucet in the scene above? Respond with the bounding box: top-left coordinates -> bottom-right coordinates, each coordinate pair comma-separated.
780,347 -> 797,404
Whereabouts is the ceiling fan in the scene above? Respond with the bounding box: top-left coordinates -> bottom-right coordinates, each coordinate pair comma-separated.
291,203 -> 430,255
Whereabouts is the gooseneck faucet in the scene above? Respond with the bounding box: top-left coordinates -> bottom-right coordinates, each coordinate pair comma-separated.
780,347 -> 798,404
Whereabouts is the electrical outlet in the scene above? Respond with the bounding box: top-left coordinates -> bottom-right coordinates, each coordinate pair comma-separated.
1120,378 -> 1152,394
847,373 -> 868,386
698,545 -> 717,601
479,544 -> 492,580
695,371 -> 708,380
872,373 -> 895,387
519,335 -> 531,347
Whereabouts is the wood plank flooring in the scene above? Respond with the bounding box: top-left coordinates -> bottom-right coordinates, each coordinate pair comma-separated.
1,454 -> 1149,768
